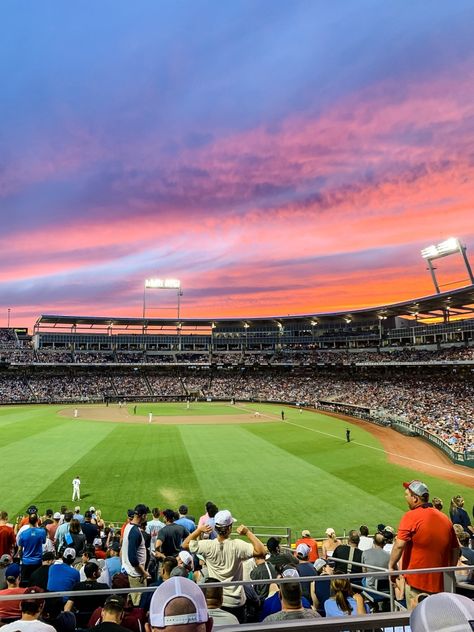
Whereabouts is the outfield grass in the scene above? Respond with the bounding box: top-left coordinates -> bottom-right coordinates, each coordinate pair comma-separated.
0,402 -> 471,537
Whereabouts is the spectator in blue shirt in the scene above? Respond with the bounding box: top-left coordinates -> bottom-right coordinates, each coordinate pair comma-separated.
47,548 -> 80,600
18,513 -> 46,585
175,506 -> 196,533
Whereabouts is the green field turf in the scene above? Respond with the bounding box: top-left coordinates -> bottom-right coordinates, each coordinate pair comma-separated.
0,402 -> 472,538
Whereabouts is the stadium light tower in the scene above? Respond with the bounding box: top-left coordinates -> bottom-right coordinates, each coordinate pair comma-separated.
420,237 -> 474,294
142,278 -> 183,320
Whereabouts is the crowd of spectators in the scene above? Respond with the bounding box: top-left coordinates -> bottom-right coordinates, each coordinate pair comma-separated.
1,330 -> 474,367
0,329 -> 17,349
112,374 -> 150,397
0,487 -> 472,631
0,366 -> 472,451
147,374 -> 186,397
74,353 -> 116,364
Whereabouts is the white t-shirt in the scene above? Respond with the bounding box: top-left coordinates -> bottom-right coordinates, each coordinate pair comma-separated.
358,535 -> 374,551
146,519 -> 165,552
0,620 -> 56,632
72,478 -> 80,490
189,537 -> 254,607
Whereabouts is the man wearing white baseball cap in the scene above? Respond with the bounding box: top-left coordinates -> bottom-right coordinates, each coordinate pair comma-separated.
410,592 -> 474,632
170,551 -> 194,579
294,543 -> 318,605
389,480 -> 459,608
146,576 -> 212,632
183,509 -> 265,622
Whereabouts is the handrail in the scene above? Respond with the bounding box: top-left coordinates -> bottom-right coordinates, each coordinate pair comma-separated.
1,563 -> 471,601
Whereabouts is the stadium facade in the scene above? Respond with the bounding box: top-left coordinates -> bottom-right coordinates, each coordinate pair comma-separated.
0,285 -> 472,467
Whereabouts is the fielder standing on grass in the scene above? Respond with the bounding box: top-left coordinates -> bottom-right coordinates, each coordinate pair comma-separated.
72,476 -> 81,501
346,428 -> 351,442
148,412 -> 153,424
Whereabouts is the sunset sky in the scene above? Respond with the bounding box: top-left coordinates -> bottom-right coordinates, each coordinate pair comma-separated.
1,1 -> 474,329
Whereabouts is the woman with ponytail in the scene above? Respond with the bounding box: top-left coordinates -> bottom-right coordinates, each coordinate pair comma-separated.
324,577 -> 366,617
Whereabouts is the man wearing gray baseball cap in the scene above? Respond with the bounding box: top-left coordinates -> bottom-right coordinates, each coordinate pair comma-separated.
389,480 -> 459,608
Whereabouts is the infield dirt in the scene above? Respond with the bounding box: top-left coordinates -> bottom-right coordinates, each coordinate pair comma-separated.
58,405 -> 472,486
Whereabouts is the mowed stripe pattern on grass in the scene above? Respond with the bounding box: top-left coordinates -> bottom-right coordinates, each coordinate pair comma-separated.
36,423 -> 205,520
179,422 -> 402,533
0,404 -> 471,536
0,415 -> 115,515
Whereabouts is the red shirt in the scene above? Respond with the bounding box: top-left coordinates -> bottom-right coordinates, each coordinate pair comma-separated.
46,522 -> 59,541
0,587 -> 27,619
295,537 -> 319,562
397,505 -> 458,593
0,524 -> 15,556
94,548 -> 106,559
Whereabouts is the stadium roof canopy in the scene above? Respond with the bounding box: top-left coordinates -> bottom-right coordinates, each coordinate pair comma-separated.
34,284 -> 474,333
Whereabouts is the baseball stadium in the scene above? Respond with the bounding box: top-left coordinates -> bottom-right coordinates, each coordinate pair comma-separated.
3,3 -> 474,624
1,250 -> 473,536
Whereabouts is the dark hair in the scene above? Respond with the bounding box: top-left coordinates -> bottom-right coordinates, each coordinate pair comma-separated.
207,503 -> 218,518
161,556 -> 178,577
104,595 -> 125,615
348,530 -> 360,546
382,529 -> 394,544
45,509 -> 53,517
84,562 -> 99,579
179,505 -> 188,515
359,525 -> 369,537
28,513 -> 39,526
280,582 -> 302,608
163,509 -> 175,523
69,518 -> 81,534
215,524 -> 231,538
83,545 -> 95,559
267,537 -> 280,553
84,511 -> 92,519
22,588 -> 44,615
152,507 -> 161,518
42,551 -> 55,562
202,578 -> 223,604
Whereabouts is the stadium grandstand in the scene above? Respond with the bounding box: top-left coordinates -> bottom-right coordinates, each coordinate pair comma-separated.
0,284 -> 473,465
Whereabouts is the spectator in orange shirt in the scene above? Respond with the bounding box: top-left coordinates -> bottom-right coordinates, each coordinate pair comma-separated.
389,480 -> 459,608
294,530 -> 319,563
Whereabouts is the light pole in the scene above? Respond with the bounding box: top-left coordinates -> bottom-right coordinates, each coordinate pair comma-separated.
421,237 -> 474,294
7,308 -> 11,328
142,279 -> 182,320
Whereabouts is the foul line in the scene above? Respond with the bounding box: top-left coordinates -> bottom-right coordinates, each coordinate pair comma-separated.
234,404 -> 473,480
282,419 -> 474,480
